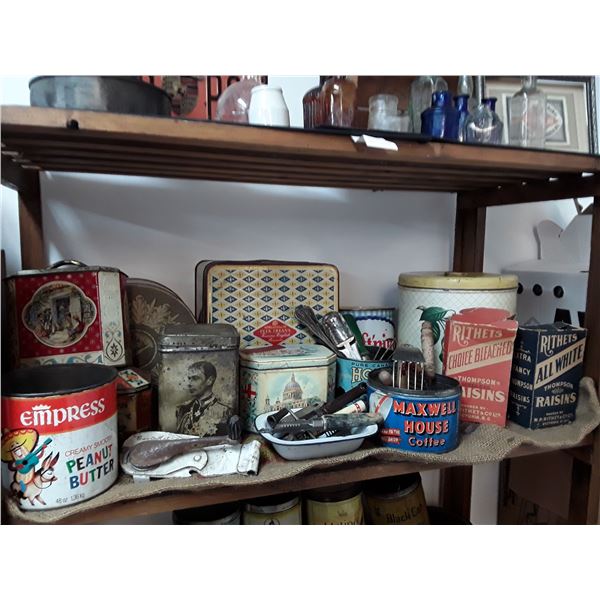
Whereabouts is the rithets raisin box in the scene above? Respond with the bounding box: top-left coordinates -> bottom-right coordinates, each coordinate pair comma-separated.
443,307 -> 518,426
508,323 -> 586,429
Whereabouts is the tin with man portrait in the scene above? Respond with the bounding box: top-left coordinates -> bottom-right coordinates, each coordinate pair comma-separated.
157,324 -> 239,438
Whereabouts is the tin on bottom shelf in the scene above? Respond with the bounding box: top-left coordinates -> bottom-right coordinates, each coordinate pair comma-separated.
364,474 -> 429,524
305,484 -> 364,525
243,494 -> 302,525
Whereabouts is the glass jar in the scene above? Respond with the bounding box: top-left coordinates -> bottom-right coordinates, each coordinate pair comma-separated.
215,76 -> 262,123
509,76 -> 546,148
421,90 -> 459,140
321,76 -> 357,128
368,94 -> 399,130
303,85 -> 322,128
408,76 -> 448,133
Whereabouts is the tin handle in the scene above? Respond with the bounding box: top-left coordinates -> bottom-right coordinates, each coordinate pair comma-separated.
49,259 -> 88,269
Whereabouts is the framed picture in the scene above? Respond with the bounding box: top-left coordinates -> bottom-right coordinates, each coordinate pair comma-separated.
485,76 -> 598,154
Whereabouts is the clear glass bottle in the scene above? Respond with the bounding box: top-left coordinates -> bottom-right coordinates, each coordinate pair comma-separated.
455,94 -> 470,142
368,94 -> 399,130
464,96 -> 503,145
303,86 -> 323,128
509,76 -> 546,148
408,76 -> 448,133
321,76 -> 357,128
215,76 -> 262,123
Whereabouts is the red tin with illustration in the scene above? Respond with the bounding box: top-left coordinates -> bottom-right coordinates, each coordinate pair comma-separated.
5,260 -> 131,369
1,364 -> 119,510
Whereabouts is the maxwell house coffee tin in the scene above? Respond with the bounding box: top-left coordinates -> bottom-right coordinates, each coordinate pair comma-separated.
368,369 -> 461,453
1,364 -> 119,510
5,260 -> 131,369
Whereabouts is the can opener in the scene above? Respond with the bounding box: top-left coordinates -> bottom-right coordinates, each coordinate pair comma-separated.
120,433 -> 261,482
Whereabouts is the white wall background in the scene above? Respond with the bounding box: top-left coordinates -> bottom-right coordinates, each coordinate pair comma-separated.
1,75 -> 597,524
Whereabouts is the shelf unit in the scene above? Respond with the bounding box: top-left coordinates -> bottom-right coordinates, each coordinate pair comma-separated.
2,105 -> 600,525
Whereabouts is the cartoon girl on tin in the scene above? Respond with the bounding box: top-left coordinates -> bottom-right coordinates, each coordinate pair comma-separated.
1,428 -> 52,496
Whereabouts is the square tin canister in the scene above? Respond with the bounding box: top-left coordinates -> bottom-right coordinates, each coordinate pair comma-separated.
5,260 -> 131,368
240,344 -> 336,432
195,260 -> 339,348
158,324 -> 239,438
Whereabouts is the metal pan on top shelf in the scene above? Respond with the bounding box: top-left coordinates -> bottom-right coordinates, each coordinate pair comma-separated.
29,76 -> 172,117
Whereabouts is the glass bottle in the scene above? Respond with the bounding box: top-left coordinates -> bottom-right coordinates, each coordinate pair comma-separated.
509,76 -> 546,148
321,76 -> 357,128
215,76 -> 262,123
368,94 -> 399,130
408,76 -> 448,133
464,96 -> 503,145
421,91 -> 459,140
303,85 -> 323,128
455,94 -> 470,142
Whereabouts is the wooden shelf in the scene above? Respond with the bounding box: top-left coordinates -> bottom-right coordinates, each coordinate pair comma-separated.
4,437 -> 592,525
2,105 -> 600,524
2,106 -> 600,197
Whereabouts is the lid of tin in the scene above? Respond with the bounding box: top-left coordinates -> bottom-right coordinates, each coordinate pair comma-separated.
127,278 -> 196,380
306,484 -> 362,503
117,368 -> 152,394
173,503 -> 241,524
160,324 -> 240,351
2,364 -> 118,397
240,344 -> 336,369
9,259 -> 126,278
398,271 -> 518,290
245,493 -> 299,513
364,473 -> 421,498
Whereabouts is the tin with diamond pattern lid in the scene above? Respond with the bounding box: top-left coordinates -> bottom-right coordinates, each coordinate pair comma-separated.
397,272 -> 518,373
194,260 -> 339,348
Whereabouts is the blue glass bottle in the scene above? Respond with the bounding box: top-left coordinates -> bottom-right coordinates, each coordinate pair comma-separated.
421,91 -> 459,140
455,94 -> 470,142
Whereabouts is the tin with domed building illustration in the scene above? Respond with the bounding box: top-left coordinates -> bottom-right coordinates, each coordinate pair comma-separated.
239,344 -> 336,432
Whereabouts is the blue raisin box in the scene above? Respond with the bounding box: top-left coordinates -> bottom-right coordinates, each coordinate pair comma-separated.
508,323 -> 586,429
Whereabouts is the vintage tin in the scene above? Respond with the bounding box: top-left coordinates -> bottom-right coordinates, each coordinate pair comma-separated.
173,503 -> 241,525
340,307 -> 396,350
368,369 -> 461,454
364,474 -> 430,524
243,494 -> 302,524
305,484 -> 364,525
508,323 -> 587,429
336,349 -> 393,396
5,260 -> 131,369
240,344 -> 336,432
158,324 -> 239,438
126,278 -> 196,384
195,260 -> 339,348
1,364 -> 118,510
116,367 -> 153,442
443,308 -> 518,426
397,272 -> 518,372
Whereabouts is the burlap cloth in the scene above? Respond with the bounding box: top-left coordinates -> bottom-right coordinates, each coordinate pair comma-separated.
5,377 -> 599,524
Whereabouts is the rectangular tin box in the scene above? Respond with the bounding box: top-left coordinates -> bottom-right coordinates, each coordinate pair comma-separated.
158,324 -> 239,438
443,307 -> 518,426
239,344 -> 336,432
195,260 -> 339,348
507,322 -> 586,429
5,260 -> 131,368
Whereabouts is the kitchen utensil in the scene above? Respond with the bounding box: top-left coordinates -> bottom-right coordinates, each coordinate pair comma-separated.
294,305 -> 340,354
127,415 -> 242,469
342,314 -> 370,359
391,344 -> 425,390
260,412 -> 383,436
321,312 -> 362,360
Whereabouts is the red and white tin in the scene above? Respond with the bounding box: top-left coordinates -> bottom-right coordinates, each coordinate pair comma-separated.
5,260 -> 131,368
1,364 -> 119,510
